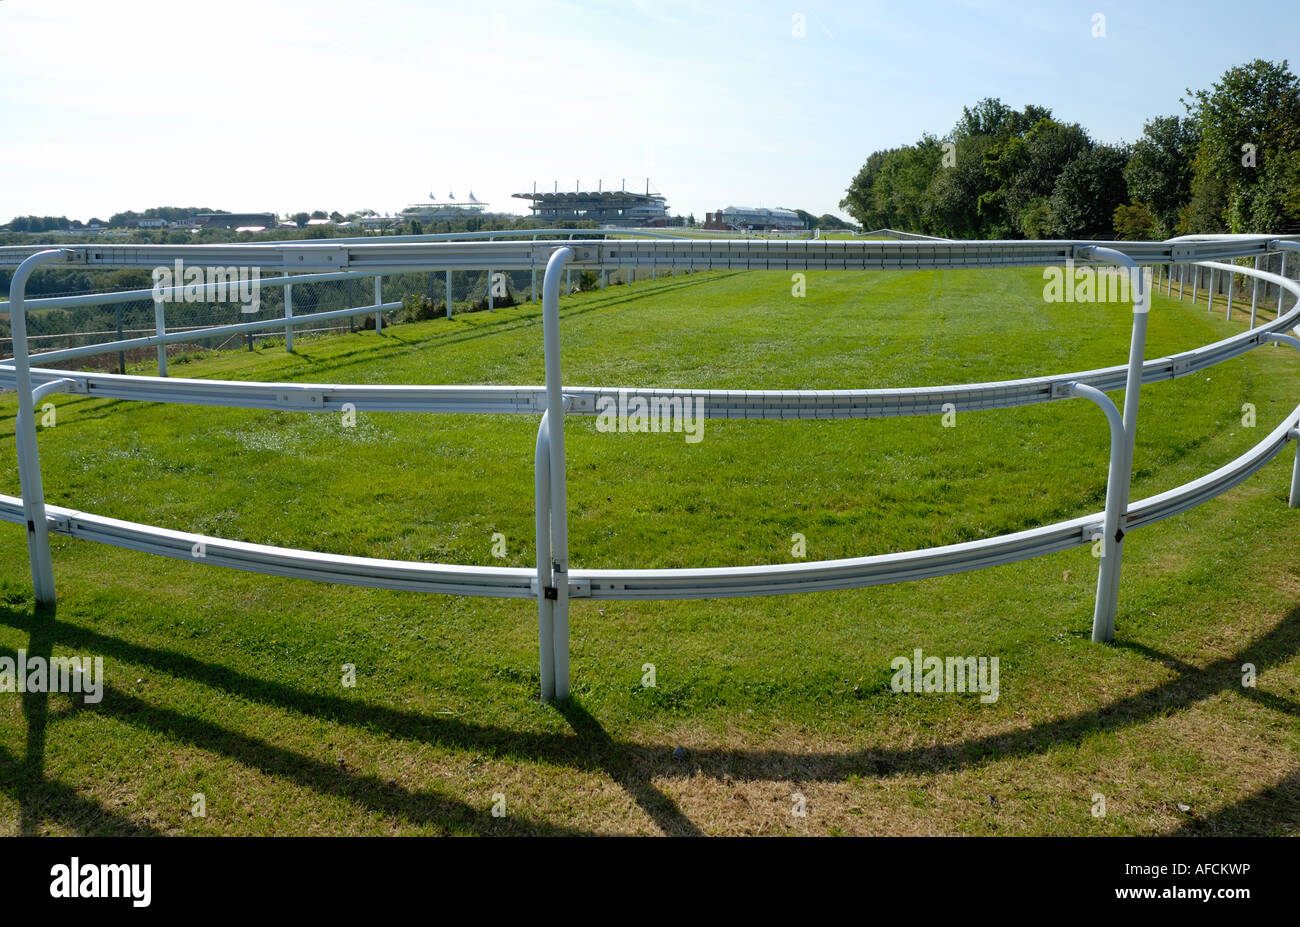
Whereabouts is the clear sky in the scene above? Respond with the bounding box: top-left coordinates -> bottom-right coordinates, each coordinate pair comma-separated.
1,0 -> 1297,225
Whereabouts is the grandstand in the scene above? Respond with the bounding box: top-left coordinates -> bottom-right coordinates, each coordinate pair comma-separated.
512,184 -> 669,226
704,205 -> 806,231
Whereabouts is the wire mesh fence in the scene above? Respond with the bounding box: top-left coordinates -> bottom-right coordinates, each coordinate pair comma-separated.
1162,251 -> 1300,323
0,268 -> 591,372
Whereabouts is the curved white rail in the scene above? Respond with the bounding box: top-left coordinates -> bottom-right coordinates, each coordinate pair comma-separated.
4,235 -> 1300,700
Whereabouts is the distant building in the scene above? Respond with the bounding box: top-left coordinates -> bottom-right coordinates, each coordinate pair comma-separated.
357,214 -> 400,230
512,188 -> 669,227
704,206 -> 805,232
135,218 -> 167,228
400,191 -> 508,223
193,212 -> 277,230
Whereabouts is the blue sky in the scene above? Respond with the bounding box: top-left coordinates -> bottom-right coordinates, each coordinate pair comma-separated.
1,0 -> 1297,224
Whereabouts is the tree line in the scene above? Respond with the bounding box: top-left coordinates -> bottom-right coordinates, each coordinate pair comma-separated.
839,59 -> 1300,240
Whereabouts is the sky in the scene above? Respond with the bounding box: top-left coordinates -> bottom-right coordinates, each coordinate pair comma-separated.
1,0 -> 1298,225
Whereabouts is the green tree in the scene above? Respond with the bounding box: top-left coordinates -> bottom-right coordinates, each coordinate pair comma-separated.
1124,115 -> 1198,236
1112,203 -> 1158,240
1047,144 -> 1130,238
1186,59 -> 1300,231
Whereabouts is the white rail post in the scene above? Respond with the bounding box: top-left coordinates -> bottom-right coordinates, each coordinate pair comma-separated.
1226,268 -> 1234,321
1290,429 -> 1300,509
531,267 -> 537,303
374,275 -> 383,334
446,270 -> 453,320
284,281 -> 294,352
9,249 -> 70,607
1086,248 -> 1149,643
488,269 -> 494,312
1251,255 -> 1261,326
1192,264 -> 1199,302
1207,268 -> 1215,311
600,269 -> 606,290
154,294 -> 168,376
540,245 -> 575,700
535,411 -> 555,700
1279,251 -> 1288,315
1259,320 -> 1300,506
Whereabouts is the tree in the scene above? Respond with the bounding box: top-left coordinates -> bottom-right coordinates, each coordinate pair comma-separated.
1186,59 -> 1300,231
1182,161 -> 1230,233
1124,115 -> 1198,236
990,118 -> 1092,230
1112,203 -> 1158,240
1047,144 -> 1130,238
928,133 -> 998,238
840,148 -> 895,228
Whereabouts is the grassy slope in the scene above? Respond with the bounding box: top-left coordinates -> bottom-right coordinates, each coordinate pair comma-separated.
1,267 -> 1297,836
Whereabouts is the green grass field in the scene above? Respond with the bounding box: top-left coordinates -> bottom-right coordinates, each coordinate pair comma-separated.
2,267 -> 1298,835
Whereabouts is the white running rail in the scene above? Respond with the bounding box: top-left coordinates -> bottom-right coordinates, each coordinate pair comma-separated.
3,235 -> 1300,700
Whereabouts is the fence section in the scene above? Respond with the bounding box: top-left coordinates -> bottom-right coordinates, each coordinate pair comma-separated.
2,235 -> 1300,701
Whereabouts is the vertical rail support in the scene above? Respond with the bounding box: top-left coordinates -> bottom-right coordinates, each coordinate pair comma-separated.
1191,264 -> 1199,302
566,267 -> 572,295
488,269 -> 494,312
1279,251 -> 1287,315
374,275 -> 383,335
1290,428 -> 1300,510
538,245 -> 575,700
1166,263 -> 1172,296
531,267 -> 537,304
446,270 -> 453,320
1207,267 -> 1215,311
1226,268 -> 1234,321
153,294 -> 168,376
1081,247 -> 1149,643
1273,239 -> 1300,317
284,281 -> 294,352
1261,328 -> 1300,506
535,411 -> 555,700
115,303 -> 125,374
9,249 -> 74,608
1251,255 -> 1261,326
1178,263 -> 1185,300
600,269 -> 607,290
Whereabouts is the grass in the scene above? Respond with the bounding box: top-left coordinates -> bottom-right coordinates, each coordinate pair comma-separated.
1,266 -> 1298,835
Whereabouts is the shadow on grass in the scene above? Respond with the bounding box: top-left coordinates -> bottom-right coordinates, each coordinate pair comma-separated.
3,597 -> 1298,836
0,604 -> 591,837
2,603 -> 163,836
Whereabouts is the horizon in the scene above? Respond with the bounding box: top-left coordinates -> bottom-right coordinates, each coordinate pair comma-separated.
2,0 -> 1298,225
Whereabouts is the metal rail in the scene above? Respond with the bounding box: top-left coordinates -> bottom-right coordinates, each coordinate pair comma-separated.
4,236 -> 1300,701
